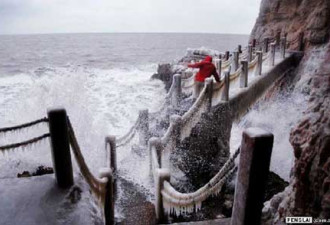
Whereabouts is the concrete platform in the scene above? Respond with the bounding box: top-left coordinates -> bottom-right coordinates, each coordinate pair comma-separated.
0,174 -> 102,225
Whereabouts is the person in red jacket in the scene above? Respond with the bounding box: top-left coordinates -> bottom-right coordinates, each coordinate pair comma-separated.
188,55 -> 221,99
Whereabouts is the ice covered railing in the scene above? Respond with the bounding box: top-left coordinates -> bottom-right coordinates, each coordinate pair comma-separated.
0,108 -> 115,225
0,117 -> 50,152
151,127 -> 276,224
149,140 -> 240,220
161,148 -> 240,216
115,36 -> 278,160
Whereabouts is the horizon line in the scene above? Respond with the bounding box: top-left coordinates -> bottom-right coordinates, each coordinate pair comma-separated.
0,31 -> 250,36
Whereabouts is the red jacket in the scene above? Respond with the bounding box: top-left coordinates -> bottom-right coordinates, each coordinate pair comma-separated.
188,56 -> 220,82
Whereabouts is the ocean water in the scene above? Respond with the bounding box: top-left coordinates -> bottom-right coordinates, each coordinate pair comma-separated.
0,33 -> 249,188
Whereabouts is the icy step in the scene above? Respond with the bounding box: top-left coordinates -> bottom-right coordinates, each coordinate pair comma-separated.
116,176 -> 156,225
161,218 -> 230,225
0,174 -> 101,225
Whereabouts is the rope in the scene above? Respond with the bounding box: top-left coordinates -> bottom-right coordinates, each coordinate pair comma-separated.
116,116 -> 140,146
67,117 -> 107,198
248,56 -> 258,69
161,147 -> 240,210
229,66 -> 243,80
116,128 -> 137,148
162,166 -> 238,215
0,133 -> 50,151
0,117 -> 48,133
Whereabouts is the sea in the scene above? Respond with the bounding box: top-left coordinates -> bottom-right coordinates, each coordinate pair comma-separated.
0,33 -> 303,191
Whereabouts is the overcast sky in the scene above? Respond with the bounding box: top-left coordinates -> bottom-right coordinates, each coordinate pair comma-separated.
0,0 -> 261,35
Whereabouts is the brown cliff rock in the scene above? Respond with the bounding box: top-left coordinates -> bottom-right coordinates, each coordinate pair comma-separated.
251,0 -> 330,222
251,0 -> 330,50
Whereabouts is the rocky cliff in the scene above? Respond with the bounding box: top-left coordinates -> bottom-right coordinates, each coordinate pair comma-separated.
250,0 -> 330,222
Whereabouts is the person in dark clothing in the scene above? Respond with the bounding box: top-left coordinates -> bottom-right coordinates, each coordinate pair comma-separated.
188,55 -> 221,99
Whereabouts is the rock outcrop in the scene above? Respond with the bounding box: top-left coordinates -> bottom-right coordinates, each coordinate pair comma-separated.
251,0 -> 330,50
251,0 -> 330,222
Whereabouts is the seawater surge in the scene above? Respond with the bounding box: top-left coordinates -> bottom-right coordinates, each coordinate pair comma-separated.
230,89 -> 307,181
0,33 -> 249,193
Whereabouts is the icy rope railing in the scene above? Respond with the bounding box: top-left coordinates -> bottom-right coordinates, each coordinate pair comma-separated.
116,116 -> 140,148
229,65 -> 243,80
180,82 -> 209,140
248,55 -> 258,69
0,117 -> 50,152
262,50 -> 271,61
0,133 -> 50,151
0,117 -> 48,133
221,57 -> 233,69
67,118 -> 111,200
159,147 -> 240,216
67,117 -> 114,225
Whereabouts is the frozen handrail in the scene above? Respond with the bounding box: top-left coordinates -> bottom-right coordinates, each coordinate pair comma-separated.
0,117 -> 48,133
0,133 -> 50,151
248,56 -> 258,69
230,65 -> 243,80
116,116 -> 140,147
162,167 -> 237,215
160,147 -> 240,215
221,57 -> 233,69
67,118 -> 109,199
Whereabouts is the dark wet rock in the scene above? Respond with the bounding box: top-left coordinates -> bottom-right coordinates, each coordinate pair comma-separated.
17,171 -> 31,178
264,172 -> 289,202
172,103 -> 232,190
32,166 -> 54,176
152,64 -> 174,90
17,166 -> 54,178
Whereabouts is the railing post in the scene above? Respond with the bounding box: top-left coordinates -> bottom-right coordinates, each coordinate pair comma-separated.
205,78 -> 213,112
225,51 -> 230,60
270,43 -> 276,66
263,37 -> 269,53
248,45 -> 253,62
104,170 -> 115,225
216,59 -> 222,77
240,60 -> 248,88
148,137 -> 162,169
276,31 -> 281,46
231,127 -> 274,225
155,168 -> 170,223
233,51 -> 239,71
238,45 -> 242,53
252,39 -> 256,48
170,115 -> 182,146
256,51 -> 263,76
172,74 -> 182,109
221,71 -> 230,101
139,109 -> 149,146
298,32 -> 304,51
105,136 -> 117,174
47,108 -> 74,189
281,37 -> 286,59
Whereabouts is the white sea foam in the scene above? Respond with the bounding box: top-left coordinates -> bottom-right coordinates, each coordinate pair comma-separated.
230,91 -> 307,181
0,65 -> 165,183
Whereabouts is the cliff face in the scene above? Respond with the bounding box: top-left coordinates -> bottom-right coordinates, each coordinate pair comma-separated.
250,0 -> 330,221
251,0 -> 330,49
